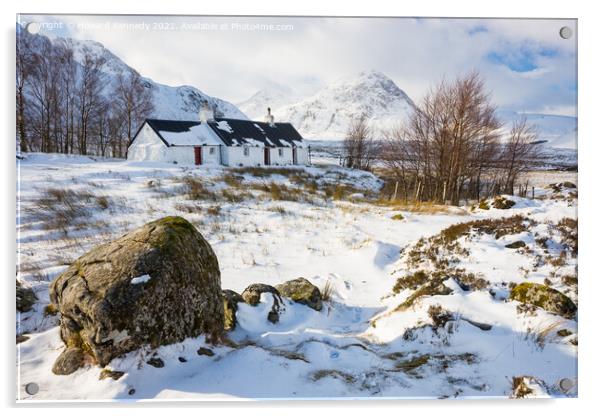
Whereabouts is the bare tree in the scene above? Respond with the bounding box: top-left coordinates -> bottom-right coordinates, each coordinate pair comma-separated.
500,117 -> 540,194
16,28 -> 36,153
18,28 -> 158,158
113,71 -> 155,157
75,52 -> 105,155
383,72 -> 503,204
343,114 -> 376,171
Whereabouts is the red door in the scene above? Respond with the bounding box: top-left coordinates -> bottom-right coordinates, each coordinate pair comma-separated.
264,148 -> 270,165
194,146 -> 202,165
292,147 -> 298,164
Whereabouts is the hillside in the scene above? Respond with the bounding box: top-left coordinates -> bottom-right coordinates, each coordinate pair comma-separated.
17,154 -> 577,400
40,33 -> 247,121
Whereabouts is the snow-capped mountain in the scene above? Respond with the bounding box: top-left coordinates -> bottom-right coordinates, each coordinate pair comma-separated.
496,109 -> 577,150
44,34 -> 247,121
237,82 -> 299,121
266,70 -> 415,139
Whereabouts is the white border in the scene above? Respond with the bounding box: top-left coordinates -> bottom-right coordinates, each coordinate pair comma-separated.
2,0 -> 601,414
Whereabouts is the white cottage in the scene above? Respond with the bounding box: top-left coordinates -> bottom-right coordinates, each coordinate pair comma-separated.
127,110 -> 309,167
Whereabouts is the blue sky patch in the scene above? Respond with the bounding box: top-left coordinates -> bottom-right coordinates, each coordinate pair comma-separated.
486,45 -> 560,73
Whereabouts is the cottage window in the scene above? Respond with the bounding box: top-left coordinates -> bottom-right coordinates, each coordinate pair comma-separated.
209,147 -> 215,154
243,146 -> 250,156
278,148 -> 283,157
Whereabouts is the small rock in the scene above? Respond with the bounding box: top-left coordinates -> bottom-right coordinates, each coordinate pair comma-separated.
52,347 -> 85,375
16,334 -> 30,344
128,388 -> 136,395
562,182 -> 577,189
146,357 -> 164,368
16,280 -> 37,312
505,241 -> 526,249
197,347 -> 214,357
510,282 -> 577,319
242,283 -> 284,324
178,356 -> 187,363
276,278 -> 323,311
99,369 -> 125,381
461,317 -> 493,331
557,329 -> 573,337
241,283 -> 280,306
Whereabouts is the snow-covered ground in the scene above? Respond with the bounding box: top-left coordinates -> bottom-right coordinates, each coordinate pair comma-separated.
16,153 -> 577,401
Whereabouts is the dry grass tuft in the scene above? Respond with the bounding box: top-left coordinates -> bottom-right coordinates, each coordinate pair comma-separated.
321,280 -> 334,302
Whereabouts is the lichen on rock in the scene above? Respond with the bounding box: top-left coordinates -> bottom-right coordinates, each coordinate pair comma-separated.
49,216 -> 224,372
222,289 -> 244,330
510,282 -> 577,319
275,277 -> 322,311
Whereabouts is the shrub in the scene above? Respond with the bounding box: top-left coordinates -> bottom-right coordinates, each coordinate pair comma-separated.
393,270 -> 430,293
492,196 -> 516,209
321,280 -> 334,302
391,213 -> 404,221
183,177 -> 217,201
332,185 -> 346,200
29,188 -> 111,232
207,206 -> 221,216
222,173 -> 244,187
428,304 -> 453,329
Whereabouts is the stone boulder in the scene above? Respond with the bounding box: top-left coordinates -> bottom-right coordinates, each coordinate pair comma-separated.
510,282 -> 577,319
275,278 -> 323,311
222,289 -> 244,331
241,283 -> 283,324
49,216 -> 224,373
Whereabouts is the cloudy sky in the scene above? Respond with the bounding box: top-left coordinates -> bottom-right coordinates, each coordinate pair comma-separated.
20,15 -> 577,116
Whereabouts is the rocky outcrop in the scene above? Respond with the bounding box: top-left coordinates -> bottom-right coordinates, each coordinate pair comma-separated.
275,278 -> 322,311
49,216 -> 224,373
241,283 -> 283,324
510,282 -> 577,319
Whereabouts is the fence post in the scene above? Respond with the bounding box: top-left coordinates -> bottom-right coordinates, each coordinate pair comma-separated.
392,181 -> 399,201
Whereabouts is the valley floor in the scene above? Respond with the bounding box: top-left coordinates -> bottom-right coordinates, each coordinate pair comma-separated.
16,153 -> 578,401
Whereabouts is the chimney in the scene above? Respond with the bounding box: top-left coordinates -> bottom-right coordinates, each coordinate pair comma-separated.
265,107 -> 275,126
199,102 -> 214,123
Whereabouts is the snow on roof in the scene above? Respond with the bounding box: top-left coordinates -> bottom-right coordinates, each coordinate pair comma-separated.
207,118 -> 304,148
216,120 -> 234,134
145,119 -> 224,146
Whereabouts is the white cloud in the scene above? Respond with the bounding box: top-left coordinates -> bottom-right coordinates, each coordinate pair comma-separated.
23,15 -> 577,116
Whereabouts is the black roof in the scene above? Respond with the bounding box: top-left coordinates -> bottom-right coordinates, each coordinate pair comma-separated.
144,119 -> 204,146
207,118 -> 304,148
141,118 -> 304,148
